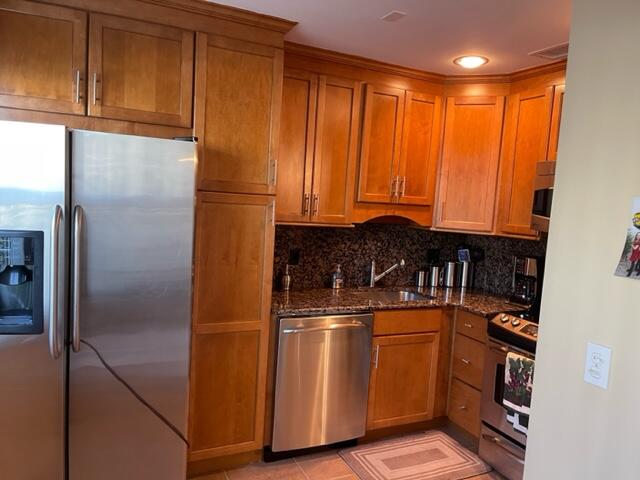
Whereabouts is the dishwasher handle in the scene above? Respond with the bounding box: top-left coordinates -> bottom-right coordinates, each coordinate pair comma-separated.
282,321 -> 368,335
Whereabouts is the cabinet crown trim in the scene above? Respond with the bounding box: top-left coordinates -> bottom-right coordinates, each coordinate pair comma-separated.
141,0 -> 297,33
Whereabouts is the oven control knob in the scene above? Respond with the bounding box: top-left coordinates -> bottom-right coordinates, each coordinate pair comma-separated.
511,319 -> 521,327
500,314 -> 510,323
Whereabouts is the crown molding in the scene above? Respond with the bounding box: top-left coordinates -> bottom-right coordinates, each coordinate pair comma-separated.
141,0 -> 297,33
285,41 -> 566,85
285,42 -> 446,83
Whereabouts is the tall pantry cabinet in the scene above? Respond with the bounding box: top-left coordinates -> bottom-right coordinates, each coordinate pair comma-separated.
188,30 -> 291,466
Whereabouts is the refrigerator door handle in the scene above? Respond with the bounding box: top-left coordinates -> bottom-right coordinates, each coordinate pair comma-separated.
71,205 -> 84,353
49,205 -> 63,360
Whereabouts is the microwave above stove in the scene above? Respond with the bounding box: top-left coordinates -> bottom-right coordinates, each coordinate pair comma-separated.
531,161 -> 556,232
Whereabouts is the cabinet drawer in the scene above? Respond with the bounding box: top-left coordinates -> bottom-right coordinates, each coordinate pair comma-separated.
455,310 -> 487,343
452,334 -> 485,389
373,309 -> 441,336
448,378 -> 481,437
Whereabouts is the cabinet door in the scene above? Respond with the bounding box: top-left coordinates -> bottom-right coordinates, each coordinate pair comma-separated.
195,33 -> 283,195
547,84 -> 565,162
497,87 -> 554,237
357,84 -> 405,204
397,91 -> 442,206
367,333 -> 439,430
311,76 -> 361,224
88,14 -> 194,127
276,69 -> 317,223
435,96 -> 505,232
0,0 -> 86,114
189,192 -> 275,460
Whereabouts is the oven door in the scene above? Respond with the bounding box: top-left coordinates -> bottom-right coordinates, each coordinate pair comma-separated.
480,338 -> 532,447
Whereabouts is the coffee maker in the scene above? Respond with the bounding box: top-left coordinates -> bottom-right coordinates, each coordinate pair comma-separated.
510,256 -> 544,319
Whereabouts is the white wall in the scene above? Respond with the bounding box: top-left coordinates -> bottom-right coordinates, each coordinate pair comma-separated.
525,0 -> 640,478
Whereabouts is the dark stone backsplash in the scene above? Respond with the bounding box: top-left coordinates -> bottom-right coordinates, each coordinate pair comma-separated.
273,224 -> 547,296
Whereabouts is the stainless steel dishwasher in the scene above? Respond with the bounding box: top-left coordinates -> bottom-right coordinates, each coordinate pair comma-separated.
271,313 -> 373,452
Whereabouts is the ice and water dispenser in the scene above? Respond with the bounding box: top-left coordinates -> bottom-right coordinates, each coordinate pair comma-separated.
0,231 -> 44,334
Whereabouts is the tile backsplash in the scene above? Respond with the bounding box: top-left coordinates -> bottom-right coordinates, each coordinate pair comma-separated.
273,224 -> 547,296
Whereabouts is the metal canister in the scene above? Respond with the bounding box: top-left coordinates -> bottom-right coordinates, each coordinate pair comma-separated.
457,261 -> 473,288
443,262 -> 457,288
416,270 -> 426,288
428,266 -> 441,287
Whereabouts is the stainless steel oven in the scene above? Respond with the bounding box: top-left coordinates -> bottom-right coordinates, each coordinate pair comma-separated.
480,337 -> 534,480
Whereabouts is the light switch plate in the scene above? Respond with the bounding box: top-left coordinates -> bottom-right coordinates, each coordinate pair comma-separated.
584,342 -> 612,389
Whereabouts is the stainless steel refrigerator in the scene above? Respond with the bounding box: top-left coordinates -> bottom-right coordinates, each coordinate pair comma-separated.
0,120 -> 196,479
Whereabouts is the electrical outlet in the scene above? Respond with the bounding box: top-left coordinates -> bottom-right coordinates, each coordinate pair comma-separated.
584,342 -> 612,389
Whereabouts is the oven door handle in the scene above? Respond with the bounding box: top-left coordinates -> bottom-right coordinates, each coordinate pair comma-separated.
482,433 -> 525,465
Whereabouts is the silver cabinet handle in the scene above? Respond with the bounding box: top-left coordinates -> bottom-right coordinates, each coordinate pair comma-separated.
457,405 -> 468,410
390,176 -> 398,197
92,73 -> 100,105
464,322 -> 473,329
460,358 -> 471,365
71,206 -> 84,353
482,434 -> 526,465
282,322 -> 368,335
312,194 -> 319,216
49,205 -> 63,360
399,176 -> 406,197
75,70 -> 82,104
302,193 -> 310,215
373,344 -> 380,369
271,158 -> 278,185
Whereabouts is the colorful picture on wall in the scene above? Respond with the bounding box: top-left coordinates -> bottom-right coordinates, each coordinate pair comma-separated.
615,197 -> 640,279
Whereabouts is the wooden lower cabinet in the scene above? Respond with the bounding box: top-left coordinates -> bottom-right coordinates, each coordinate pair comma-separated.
448,311 -> 487,438
367,332 -> 440,430
448,378 -> 482,437
189,192 -> 275,461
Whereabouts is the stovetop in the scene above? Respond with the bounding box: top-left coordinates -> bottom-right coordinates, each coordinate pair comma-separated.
488,310 -> 538,354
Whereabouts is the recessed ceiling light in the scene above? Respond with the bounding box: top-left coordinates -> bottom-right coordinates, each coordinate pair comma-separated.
453,55 -> 489,69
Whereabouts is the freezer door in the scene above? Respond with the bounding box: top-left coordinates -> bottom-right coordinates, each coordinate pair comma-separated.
69,131 -> 195,479
0,120 -> 67,480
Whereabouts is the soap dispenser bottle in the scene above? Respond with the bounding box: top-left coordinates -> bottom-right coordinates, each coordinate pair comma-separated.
331,264 -> 344,290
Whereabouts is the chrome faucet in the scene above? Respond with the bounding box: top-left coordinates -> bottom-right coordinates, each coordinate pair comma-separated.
369,259 -> 406,287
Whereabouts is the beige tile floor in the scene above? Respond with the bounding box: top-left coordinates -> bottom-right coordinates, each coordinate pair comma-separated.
194,429 -> 506,480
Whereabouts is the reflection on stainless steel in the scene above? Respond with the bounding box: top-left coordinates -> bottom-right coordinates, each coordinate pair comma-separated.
69,130 -> 195,479
71,205 -> 83,353
49,205 -> 63,359
272,313 -> 373,452
0,120 -> 67,480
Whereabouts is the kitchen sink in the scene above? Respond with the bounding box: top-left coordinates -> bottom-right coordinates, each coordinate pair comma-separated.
352,290 -> 433,302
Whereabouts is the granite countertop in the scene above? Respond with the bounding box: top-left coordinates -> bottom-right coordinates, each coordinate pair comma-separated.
272,286 -> 529,318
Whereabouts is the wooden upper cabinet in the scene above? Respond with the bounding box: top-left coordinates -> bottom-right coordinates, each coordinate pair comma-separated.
0,0 -> 87,115
367,333 -> 439,430
547,84 -> 565,162
435,96 -> 505,232
398,91 -> 442,206
195,33 -> 283,195
311,75 -> 361,224
87,14 -> 194,127
497,86 -> 554,237
276,71 -> 360,225
357,84 -> 405,204
276,69 -> 317,223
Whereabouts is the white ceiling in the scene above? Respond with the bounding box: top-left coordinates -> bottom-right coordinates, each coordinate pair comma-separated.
212,0 -> 572,75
